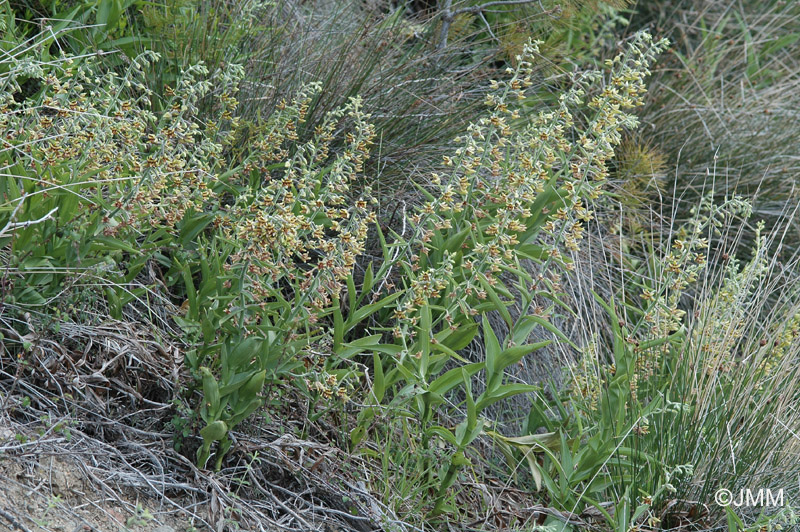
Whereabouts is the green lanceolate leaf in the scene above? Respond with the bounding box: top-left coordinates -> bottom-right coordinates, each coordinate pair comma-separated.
518,315 -> 579,350
357,263 -> 375,307
372,352 -> 385,403
218,371 -> 254,397
338,335 -> 403,359
476,383 -> 539,411
506,341 -> 551,364
482,315 -> 502,386
344,291 -> 403,331
444,226 -> 471,254
229,398 -> 263,426
487,430 -> 565,454
238,369 -> 266,402
463,368 -> 476,435
428,362 -> 484,396
227,336 -> 262,369
418,304 -> 432,379
428,426 -> 458,446
200,420 -> 228,443
438,321 -> 478,351
201,367 -> 220,418
477,273 -> 513,327
333,295 -> 344,352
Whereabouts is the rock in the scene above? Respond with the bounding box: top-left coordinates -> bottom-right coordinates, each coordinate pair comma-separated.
0,426 -> 15,441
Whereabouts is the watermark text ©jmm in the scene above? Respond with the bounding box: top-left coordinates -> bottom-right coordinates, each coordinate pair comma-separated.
715,488 -> 784,507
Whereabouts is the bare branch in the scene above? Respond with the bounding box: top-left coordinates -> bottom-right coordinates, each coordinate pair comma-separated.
452,0 -> 543,17
437,0 -> 560,51
437,0 -> 455,51
0,194 -> 58,239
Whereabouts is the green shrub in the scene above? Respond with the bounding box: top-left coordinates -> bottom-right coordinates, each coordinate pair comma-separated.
0,27 -> 382,469
0,33 -> 313,468
340,31 -> 669,520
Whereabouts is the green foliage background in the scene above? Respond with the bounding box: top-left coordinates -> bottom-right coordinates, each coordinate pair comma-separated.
2,1 -> 800,530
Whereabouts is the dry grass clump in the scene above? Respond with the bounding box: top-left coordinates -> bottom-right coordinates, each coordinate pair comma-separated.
634,0 -> 800,251
217,1 -> 499,197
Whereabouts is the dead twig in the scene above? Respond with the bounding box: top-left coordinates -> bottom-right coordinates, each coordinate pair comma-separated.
0,193 -> 58,239
0,507 -> 32,532
437,0 -> 561,50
